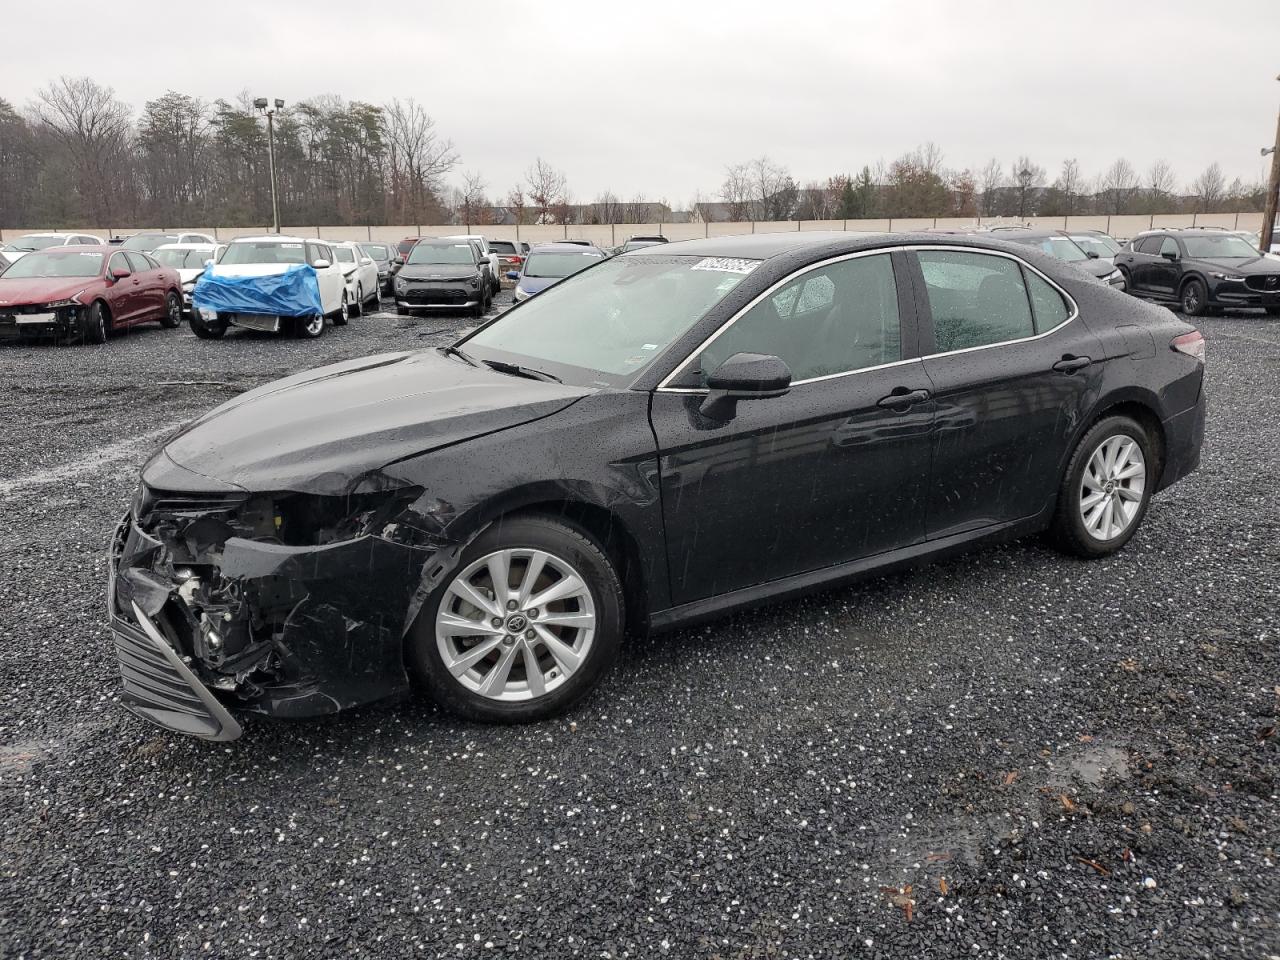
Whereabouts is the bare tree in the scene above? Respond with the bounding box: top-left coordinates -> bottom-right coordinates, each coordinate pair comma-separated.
506,185 -> 527,226
747,156 -> 794,219
1145,159 -> 1178,212
456,170 -> 488,229
525,157 -> 567,224
1054,159 -> 1083,216
1190,162 -> 1226,213
979,158 -> 1004,216
1011,156 -> 1046,219
720,162 -> 753,221
1097,158 -> 1141,215
591,190 -> 622,224
383,98 -> 457,223
29,76 -> 133,224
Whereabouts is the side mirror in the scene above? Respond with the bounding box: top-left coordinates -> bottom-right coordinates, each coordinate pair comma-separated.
312,258 -> 331,269
478,260 -> 489,269
1085,250 -> 1099,259
505,270 -> 519,280
111,268 -> 132,281
699,353 -> 791,420
1160,250 -> 1178,261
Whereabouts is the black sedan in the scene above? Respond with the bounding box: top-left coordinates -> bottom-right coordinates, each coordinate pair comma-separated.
108,232 -> 1206,739
1114,229 -> 1280,316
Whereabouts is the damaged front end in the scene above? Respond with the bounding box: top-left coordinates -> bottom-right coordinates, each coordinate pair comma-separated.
108,480 -> 445,740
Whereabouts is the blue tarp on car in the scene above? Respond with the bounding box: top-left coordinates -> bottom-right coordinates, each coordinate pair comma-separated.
193,265 -> 323,317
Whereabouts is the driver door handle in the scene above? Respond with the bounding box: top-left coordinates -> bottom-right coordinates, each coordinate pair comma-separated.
876,387 -> 931,410
1052,355 -> 1092,373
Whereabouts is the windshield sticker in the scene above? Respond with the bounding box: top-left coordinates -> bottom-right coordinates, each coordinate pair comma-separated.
641,343 -> 659,350
691,257 -> 759,275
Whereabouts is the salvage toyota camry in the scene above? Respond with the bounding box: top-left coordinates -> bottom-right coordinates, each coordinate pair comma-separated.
108,232 -> 1206,740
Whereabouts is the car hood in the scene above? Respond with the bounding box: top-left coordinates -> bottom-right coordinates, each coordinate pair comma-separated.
149,350 -> 590,494
1194,256 -> 1277,273
1071,257 -> 1115,279
177,268 -> 206,284
211,263 -> 303,278
398,264 -> 482,281
0,277 -> 96,306
517,276 -> 562,294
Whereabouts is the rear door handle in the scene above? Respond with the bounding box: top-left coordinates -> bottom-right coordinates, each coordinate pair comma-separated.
1052,355 -> 1091,373
876,387 -> 931,410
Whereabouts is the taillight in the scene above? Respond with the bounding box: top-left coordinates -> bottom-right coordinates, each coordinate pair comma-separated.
1171,330 -> 1205,363
511,256 -> 524,265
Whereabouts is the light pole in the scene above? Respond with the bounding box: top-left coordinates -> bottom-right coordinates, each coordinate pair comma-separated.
254,97 -> 285,234
1260,74 -> 1280,255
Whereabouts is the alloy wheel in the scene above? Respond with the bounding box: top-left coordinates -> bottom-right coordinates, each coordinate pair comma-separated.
1079,435 -> 1146,541
304,314 -> 324,336
167,294 -> 181,324
435,548 -> 597,702
1182,285 -> 1200,313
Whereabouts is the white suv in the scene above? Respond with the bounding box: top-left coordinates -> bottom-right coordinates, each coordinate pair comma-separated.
1,232 -> 105,261
195,235 -> 348,338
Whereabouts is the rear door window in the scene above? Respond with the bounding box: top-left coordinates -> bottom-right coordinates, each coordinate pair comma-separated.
1135,236 -> 1162,255
916,250 -> 1035,352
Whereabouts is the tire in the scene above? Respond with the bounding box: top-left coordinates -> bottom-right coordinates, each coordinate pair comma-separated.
1116,266 -> 1132,292
160,291 -> 182,329
471,297 -> 485,319
1180,277 -> 1208,317
190,311 -> 227,339
1265,306 -> 1280,317
333,292 -> 349,326
1049,415 -> 1155,558
350,285 -> 363,318
80,301 -> 109,345
396,305 -> 410,316
408,514 -> 624,723
295,313 -> 326,339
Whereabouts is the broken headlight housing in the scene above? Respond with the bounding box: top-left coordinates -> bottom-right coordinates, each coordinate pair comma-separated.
237,485 -> 427,547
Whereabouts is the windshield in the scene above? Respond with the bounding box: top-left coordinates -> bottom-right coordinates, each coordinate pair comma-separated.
153,248 -> 211,269
1022,236 -> 1088,262
1183,235 -> 1260,258
408,242 -> 476,265
1072,236 -> 1120,257
6,236 -> 66,253
219,241 -> 306,265
122,234 -> 179,251
525,251 -> 604,278
464,254 -> 757,384
1,250 -> 104,278
360,243 -> 390,260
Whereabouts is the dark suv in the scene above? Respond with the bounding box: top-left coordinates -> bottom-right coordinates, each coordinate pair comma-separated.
1114,229 -> 1280,316
982,229 -> 1124,289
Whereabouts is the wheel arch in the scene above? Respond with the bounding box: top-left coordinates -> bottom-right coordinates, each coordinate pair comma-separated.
1176,270 -> 1209,299
1077,392 -> 1167,481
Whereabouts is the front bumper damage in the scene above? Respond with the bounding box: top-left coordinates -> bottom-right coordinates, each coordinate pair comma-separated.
107,492 -> 450,740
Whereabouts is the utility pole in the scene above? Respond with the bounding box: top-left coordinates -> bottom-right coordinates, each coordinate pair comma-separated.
1261,74 -> 1280,254
254,98 -> 285,234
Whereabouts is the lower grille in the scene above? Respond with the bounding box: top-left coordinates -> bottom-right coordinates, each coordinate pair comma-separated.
112,605 -> 242,741
404,288 -> 470,305
1244,275 -> 1280,292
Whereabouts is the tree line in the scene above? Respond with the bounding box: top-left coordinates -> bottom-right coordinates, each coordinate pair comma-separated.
0,77 -> 1268,231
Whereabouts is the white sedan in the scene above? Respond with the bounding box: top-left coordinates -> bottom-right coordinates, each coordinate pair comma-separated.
153,242 -> 226,316
331,241 -> 381,316
1,232 -> 106,261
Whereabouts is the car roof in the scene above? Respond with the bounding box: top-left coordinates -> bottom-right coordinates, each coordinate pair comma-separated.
974,228 -> 1066,241
39,244 -> 112,252
229,235 -> 312,244
155,242 -> 218,250
529,242 -> 606,253
626,230 -> 1079,264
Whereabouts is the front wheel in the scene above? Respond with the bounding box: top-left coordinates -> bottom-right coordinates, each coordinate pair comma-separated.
190,312 -> 226,339
1049,415 -> 1155,558
332,292 -> 349,326
408,515 -> 624,723
295,313 -> 325,339
350,285 -> 363,318
160,291 -> 183,328
1180,278 -> 1209,317
80,301 -> 109,344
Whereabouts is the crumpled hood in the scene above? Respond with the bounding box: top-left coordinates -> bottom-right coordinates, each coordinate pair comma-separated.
152,350 -> 590,494
0,277 -> 93,306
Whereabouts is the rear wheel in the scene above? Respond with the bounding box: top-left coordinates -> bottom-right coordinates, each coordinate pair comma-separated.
1050,415 -> 1155,558
408,515 -> 624,723
1180,278 -> 1208,317
160,291 -> 182,328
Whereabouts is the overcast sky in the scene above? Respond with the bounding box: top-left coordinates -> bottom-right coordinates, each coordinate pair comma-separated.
3,1 -> 1278,206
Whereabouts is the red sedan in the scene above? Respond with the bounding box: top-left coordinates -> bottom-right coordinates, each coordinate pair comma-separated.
0,245 -> 183,344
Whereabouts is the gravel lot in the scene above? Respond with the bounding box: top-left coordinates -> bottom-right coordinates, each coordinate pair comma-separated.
0,294 -> 1276,959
